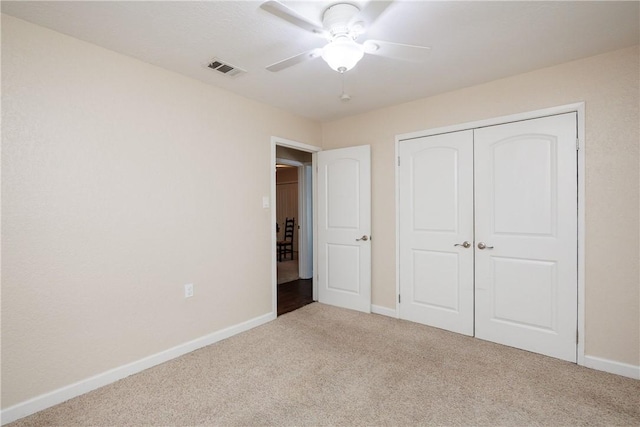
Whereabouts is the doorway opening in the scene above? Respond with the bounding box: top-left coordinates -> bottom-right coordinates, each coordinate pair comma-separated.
271,138 -> 321,316
275,163 -> 301,282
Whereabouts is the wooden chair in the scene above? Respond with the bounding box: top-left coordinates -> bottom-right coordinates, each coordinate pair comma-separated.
277,218 -> 295,262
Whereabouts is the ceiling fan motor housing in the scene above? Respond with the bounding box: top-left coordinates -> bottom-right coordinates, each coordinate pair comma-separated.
323,3 -> 361,39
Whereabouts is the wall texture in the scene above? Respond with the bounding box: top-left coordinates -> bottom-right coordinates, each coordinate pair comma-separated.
322,46 -> 640,367
1,15 -> 321,408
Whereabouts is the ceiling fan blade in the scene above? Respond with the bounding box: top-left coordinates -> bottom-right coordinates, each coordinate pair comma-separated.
260,1 -> 325,35
350,1 -> 394,29
266,48 -> 323,72
363,39 -> 431,62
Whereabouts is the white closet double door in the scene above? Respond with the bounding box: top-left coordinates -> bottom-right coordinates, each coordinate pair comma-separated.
399,113 -> 578,362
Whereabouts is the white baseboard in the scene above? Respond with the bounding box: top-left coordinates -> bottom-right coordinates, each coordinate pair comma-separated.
1,311 -> 276,425
583,355 -> 640,380
371,304 -> 397,318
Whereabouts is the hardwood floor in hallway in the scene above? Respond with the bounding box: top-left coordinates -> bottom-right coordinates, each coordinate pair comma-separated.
277,278 -> 313,316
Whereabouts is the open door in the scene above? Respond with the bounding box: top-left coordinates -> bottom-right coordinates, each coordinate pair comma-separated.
317,145 -> 371,313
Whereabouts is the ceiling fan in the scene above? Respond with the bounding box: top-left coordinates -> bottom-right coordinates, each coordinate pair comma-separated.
260,0 -> 431,73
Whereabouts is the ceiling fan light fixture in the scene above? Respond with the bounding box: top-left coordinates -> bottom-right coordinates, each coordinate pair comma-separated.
321,35 -> 365,73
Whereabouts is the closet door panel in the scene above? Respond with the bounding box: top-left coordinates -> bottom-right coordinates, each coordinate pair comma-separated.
474,113 -> 578,362
399,130 -> 474,336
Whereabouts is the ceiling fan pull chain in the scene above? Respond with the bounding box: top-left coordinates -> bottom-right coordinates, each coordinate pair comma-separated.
340,72 -> 351,102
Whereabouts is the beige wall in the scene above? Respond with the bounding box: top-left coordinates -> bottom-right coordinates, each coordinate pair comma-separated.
1,15 -> 321,408
322,46 -> 640,366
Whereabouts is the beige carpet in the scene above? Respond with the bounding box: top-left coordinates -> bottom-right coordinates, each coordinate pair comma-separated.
10,303 -> 640,426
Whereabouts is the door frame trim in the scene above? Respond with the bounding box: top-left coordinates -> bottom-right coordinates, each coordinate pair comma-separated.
395,102 -> 586,365
271,137 -> 322,315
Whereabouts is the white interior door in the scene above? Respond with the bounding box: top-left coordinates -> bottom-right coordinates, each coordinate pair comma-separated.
399,131 -> 474,335
474,113 -> 578,362
317,145 -> 371,313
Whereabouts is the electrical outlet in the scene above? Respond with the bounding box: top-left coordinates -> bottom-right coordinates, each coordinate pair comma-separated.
184,283 -> 194,298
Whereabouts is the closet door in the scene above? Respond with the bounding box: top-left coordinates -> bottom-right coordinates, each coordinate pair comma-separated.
399,130 -> 474,335
474,113 -> 578,362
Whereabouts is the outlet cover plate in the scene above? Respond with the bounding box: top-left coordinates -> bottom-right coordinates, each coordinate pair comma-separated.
184,283 -> 194,298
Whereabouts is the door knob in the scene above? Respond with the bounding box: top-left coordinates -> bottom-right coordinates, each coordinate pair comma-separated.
454,241 -> 471,248
477,242 -> 494,250
356,235 -> 369,241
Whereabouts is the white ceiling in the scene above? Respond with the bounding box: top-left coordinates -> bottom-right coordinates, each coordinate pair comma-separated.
2,1 -> 639,122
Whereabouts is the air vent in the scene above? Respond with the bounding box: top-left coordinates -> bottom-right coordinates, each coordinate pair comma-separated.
206,58 -> 246,77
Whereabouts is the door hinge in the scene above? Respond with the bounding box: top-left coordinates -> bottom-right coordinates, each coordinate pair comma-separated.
398,294 -> 401,304
397,156 -> 400,167
576,330 -> 579,344
576,138 -> 580,151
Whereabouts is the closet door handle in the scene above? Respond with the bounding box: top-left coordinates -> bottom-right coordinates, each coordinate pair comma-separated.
477,242 -> 494,250
356,235 -> 369,241
454,241 -> 471,248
